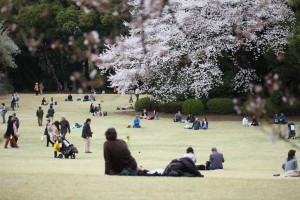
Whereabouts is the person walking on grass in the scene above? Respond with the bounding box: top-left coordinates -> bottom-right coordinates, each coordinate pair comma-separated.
44,118 -> 54,147
4,116 -> 18,148
15,93 -> 20,108
60,116 -> 71,138
47,105 -> 55,121
52,121 -> 61,158
10,94 -> 16,111
82,118 -> 93,153
1,103 -> 7,123
36,106 -> 44,126
34,83 -> 39,96
12,113 -> 20,129
39,82 -> 44,95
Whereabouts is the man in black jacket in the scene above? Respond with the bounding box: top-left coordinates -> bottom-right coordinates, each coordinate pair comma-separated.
60,116 -> 71,138
82,118 -> 92,153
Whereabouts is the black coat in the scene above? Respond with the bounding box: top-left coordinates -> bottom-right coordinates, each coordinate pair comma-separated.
5,116 -> 14,137
82,123 -> 92,138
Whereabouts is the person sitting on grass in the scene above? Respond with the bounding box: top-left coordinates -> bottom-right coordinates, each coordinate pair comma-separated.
49,97 -> 56,106
184,118 -> 200,130
89,94 -> 95,101
152,110 -> 159,120
41,97 -> 47,105
186,114 -> 195,123
140,108 -> 148,119
282,149 -> 299,177
193,118 -> 201,130
67,93 -> 73,101
174,111 -> 183,122
103,128 -> 145,175
242,116 -> 250,127
251,116 -> 259,126
202,118 -> 208,129
83,93 -> 89,101
183,147 -> 197,163
273,114 -> 279,124
133,116 -> 141,128
206,147 -> 224,170
279,113 -> 287,124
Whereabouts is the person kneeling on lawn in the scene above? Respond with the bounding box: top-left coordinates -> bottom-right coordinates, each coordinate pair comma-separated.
133,116 -> 141,128
279,113 -> 287,124
103,128 -> 144,175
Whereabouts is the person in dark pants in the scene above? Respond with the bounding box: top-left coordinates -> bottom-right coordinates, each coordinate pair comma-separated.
10,94 -> 16,111
36,106 -> 44,126
60,116 -> 71,138
4,116 -> 18,148
251,116 -> 259,126
47,105 -> 55,121
44,118 -> 54,147
34,83 -> 39,96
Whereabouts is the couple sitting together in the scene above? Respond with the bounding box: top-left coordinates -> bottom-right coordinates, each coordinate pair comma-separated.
140,109 -> 159,120
273,113 -> 288,124
184,118 -> 208,130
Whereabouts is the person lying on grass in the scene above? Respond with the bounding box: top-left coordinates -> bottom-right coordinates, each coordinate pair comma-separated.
103,128 -> 144,175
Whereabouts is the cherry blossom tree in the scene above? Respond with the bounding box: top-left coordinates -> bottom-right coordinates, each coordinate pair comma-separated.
97,0 -> 294,102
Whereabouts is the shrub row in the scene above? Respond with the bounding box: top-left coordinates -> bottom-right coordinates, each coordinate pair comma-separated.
135,97 -> 235,115
135,97 -> 300,116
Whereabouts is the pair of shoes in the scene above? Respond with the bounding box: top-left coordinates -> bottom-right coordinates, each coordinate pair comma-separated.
127,125 -> 131,128
85,151 -> 92,153
4,146 -> 7,148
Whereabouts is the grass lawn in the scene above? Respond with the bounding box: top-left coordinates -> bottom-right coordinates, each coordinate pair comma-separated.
0,93 -> 300,200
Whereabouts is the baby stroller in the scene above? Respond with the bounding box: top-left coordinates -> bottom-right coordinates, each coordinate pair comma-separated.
287,122 -> 297,139
57,136 -> 78,159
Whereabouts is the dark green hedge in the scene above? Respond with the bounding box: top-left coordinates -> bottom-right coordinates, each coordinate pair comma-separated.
182,99 -> 204,115
134,97 -> 153,112
265,99 -> 277,117
159,101 -> 183,113
206,98 -> 234,114
279,101 -> 300,115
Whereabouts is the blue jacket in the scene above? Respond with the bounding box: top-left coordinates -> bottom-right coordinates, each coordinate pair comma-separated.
133,119 -> 140,127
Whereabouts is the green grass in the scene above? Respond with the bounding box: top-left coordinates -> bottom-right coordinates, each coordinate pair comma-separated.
0,93 -> 300,200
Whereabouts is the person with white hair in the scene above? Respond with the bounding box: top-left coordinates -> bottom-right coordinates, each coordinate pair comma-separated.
206,147 -> 225,170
